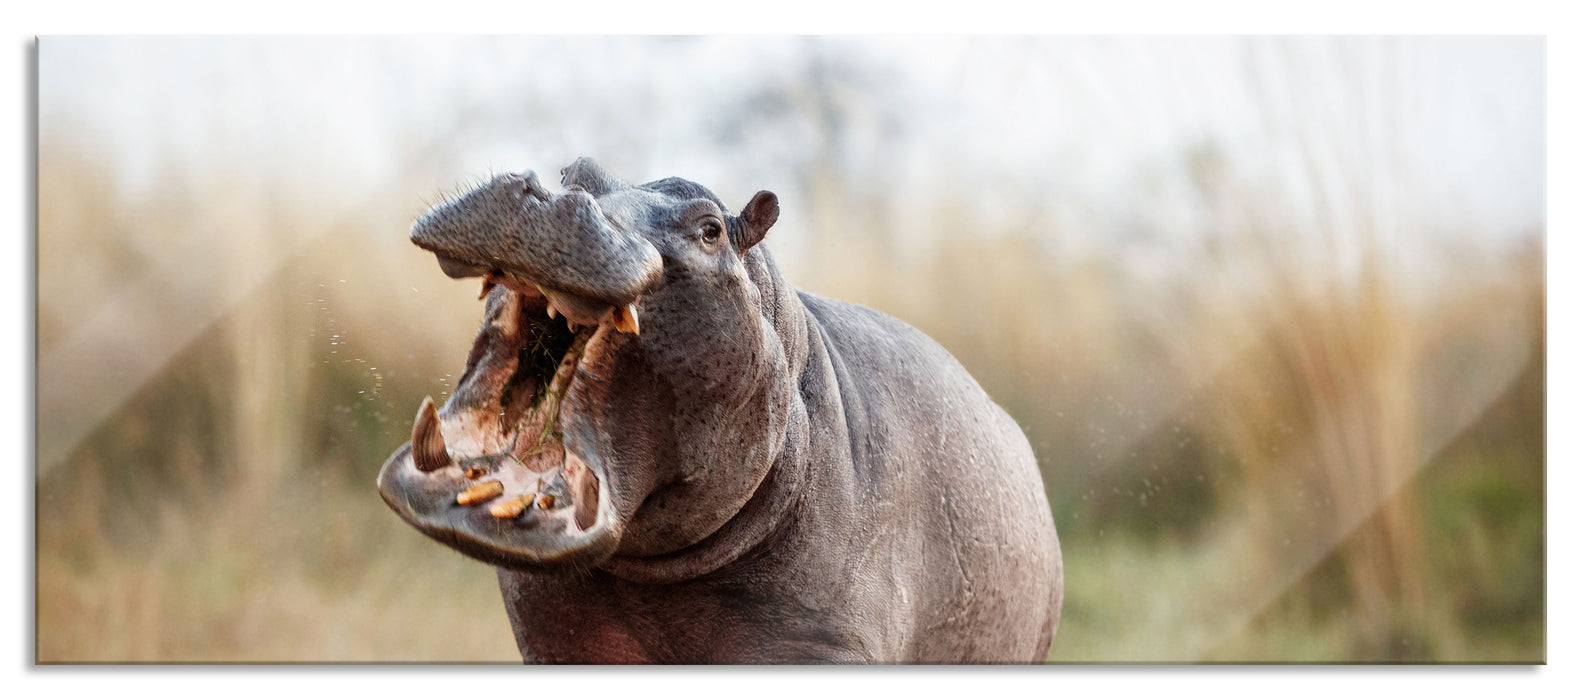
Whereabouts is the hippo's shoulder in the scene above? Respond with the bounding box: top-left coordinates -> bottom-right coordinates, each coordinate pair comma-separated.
795,291 -> 980,395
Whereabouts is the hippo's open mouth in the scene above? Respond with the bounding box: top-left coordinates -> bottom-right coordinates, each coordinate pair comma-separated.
378,164 -> 666,570
376,268 -> 638,570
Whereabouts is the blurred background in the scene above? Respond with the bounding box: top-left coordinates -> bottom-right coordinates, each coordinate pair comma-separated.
35,36 -> 1543,662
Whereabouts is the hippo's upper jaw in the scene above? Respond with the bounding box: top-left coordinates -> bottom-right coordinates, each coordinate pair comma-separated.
376,283 -> 629,570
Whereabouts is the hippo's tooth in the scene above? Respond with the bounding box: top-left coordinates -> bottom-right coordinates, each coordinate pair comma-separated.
493,288 -> 522,336
546,300 -> 558,319
613,303 -> 640,335
566,451 -> 600,531
411,396 -> 450,472
456,480 -> 504,505
478,277 -> 496,300
490,495 -> 531,519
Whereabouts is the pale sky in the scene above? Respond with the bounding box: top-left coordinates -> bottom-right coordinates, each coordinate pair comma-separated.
39,36 -> 1544,251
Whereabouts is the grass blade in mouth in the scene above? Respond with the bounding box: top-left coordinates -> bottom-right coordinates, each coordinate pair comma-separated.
498,309 -> 579,435
494,308 -> 592,461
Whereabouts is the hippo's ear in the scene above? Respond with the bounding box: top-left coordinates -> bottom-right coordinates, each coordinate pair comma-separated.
735,190 -> 779,252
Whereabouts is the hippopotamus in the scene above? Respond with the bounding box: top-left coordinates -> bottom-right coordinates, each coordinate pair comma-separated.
376,158 -> 1063,663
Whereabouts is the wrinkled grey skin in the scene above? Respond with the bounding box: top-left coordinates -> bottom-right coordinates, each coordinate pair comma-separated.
377,158 -> 1063,663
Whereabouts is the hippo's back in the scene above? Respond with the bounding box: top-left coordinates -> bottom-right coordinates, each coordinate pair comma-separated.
799,292 -> 1062,663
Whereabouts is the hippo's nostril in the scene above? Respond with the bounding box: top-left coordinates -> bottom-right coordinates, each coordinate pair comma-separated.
517,171 -> 551,200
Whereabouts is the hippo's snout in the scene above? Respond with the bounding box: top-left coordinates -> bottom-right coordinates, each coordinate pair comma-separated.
409,168 -> 662,311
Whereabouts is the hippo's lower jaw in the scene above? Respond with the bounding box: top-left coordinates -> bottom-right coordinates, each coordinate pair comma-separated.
376,283 -> 629,570
376,441 -> 619,569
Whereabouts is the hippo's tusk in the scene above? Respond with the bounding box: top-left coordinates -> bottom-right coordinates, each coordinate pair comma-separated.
613,303 -> 640,335
411,396 -> 450,472
566,451 -> 600,531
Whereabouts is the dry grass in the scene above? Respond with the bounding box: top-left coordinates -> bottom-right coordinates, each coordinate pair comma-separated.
35,134 -> 1543,663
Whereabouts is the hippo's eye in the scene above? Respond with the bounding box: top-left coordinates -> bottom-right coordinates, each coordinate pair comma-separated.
699,221 -> 723,245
